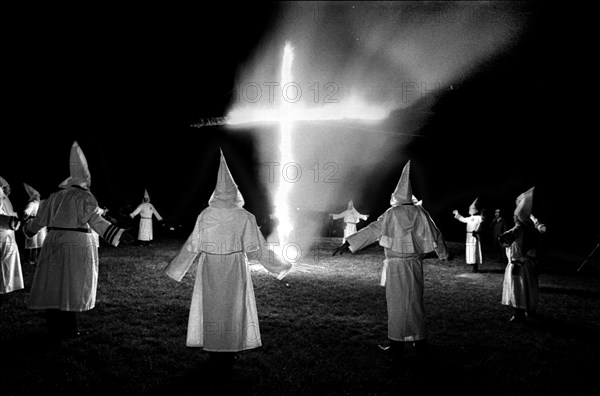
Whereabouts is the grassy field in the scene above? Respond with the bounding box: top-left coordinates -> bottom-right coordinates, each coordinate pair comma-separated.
1,238 -> 599,395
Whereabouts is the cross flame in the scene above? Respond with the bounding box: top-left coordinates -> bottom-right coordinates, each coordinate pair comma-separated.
273,42 -> 295,247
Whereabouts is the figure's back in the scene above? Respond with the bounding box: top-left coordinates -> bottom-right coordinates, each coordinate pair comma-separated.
40,188 -> 96,229
195,207 -> 259,254
380,205 -> 440,255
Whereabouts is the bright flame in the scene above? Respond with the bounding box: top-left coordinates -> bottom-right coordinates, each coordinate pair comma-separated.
274,42 -> 295,246
227,41 -> 391,260
227,98 -> 391,126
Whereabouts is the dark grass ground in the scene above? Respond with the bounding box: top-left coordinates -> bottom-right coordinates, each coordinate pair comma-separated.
1,238 -> 599,395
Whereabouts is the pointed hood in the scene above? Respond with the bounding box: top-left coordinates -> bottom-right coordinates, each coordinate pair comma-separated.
514,186 -> 534,223
515,186 -> 534,206
469,198 -> 480,214
58,141 -> 91,190
208,149 -> 245,208
23,183 -> 41,201
348,200 -> 354,210
0,176 -> 8,189
144,188 -> 150,201
390,160 -> 413,206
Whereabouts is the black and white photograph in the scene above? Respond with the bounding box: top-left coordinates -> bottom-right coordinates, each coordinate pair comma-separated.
1,2 -> 598,395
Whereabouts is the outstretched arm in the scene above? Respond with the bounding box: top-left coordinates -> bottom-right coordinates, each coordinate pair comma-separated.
130,204 -> 143,218
247,231 -> 292,280
151,204 -> 163,221
88,212 -> 130,247
530,214 -> 546,234
331,240 -> 351,256
165,221 -> 202,282
332,211 -> 346,220
345,216 -> 383,253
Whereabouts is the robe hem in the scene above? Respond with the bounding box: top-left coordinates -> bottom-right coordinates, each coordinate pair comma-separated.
28,305 -> 94,312
388,335 -> 425,342
186,344 -> 262,352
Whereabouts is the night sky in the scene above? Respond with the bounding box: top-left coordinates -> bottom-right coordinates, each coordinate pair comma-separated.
3,2 -> 597,262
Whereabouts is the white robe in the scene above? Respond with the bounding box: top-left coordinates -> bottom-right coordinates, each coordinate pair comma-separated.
333,208 -> 368,242
501,221 -> 545,311
165,207 -> 291,352
455,215 -> 483,264
130,202 -> 162,241
23,200 -> 47,249
0,195 -> 24,294
25,187 -> 125,311
346,204 -> 448,342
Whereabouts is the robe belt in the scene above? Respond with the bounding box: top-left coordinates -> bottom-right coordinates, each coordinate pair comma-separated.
48,226 -> 91,233
141,216 -> 152,219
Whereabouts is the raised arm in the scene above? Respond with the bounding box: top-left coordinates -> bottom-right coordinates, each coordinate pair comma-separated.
453,210 -> 468,223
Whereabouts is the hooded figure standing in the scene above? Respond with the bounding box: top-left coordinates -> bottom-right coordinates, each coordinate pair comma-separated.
22,183 -> 47,264
332,200 -> 369,243
165,150 -> 292,371
24,141 -> 132,339
452,198 -> 483,272
332,161 -> 449,360
0,176 -> 24,296
492,208 -> 508,262
499,187 -> 546,323
130,189 -> 163,246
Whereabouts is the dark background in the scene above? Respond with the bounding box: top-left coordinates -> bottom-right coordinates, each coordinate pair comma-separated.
2,2 -> 597,263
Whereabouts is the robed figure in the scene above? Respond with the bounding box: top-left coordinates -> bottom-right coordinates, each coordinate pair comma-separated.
453,198 -> 483,272
22,183 -> 48,264
0,177 -> 24,294
130,189 -> 163,245
333,160 -> 449,359
332,200 -> 369,243
165,150 -> 291,369
24,141 -> 131,338
500,187 -> 546,322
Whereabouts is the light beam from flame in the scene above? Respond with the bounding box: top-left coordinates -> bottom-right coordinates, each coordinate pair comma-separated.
274,42 -> 295,248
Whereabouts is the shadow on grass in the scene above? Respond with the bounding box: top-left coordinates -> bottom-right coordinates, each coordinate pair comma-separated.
0,331 -> 62,360
476,268 -> 506,274
524,315 -> 600,343
146,357 -> 258,396
539,286 -> 600,299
